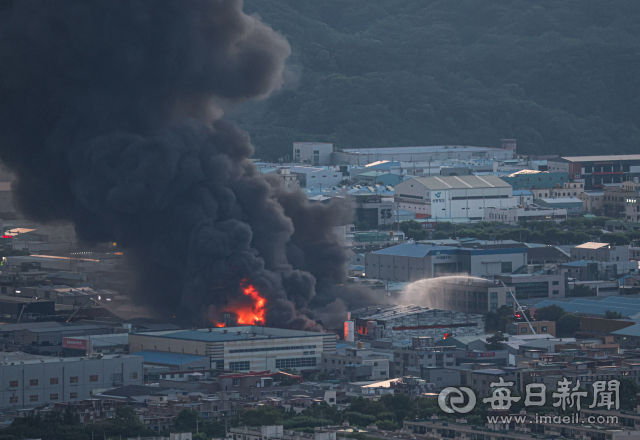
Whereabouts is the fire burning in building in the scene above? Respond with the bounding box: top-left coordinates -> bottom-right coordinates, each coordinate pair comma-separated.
210,280 -> 267,327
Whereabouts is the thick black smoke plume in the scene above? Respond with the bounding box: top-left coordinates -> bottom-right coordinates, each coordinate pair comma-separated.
0,0 -> 350,328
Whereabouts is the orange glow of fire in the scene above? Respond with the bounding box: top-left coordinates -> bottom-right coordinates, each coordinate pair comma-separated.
234,283 -> 266,325
211,280 -> 267,327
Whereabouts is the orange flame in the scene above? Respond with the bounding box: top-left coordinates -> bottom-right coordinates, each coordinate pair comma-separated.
234,283 -> 266,325
210,280 -> 266,327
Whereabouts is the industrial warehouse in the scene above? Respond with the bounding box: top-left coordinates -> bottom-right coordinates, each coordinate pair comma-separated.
128,326 -> 336,372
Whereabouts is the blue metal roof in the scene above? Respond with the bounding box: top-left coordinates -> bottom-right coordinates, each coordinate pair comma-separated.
373,243 -> 526,258
513,190 -> 533,195
131,351 -> 207,366
532,299 -> 640,318
372,244 -> 456,258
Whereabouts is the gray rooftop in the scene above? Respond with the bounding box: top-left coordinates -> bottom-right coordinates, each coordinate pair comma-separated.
133,326 -> 324,342
559,155 -> 640,162
409,175 -> 511,190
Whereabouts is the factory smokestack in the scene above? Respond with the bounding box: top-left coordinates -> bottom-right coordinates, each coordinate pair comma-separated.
0,0 -> 349,327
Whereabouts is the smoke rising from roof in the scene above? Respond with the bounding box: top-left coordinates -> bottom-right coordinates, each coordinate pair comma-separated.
0,0 -> 349,327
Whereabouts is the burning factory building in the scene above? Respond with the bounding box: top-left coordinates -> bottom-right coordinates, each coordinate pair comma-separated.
347,305 -> 485,343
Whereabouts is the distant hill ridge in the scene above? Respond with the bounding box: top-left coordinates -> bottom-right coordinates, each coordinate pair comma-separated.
236,0 -> 640,161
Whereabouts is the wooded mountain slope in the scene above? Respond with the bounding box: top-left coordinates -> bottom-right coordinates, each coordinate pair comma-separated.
235,0 -> 640,160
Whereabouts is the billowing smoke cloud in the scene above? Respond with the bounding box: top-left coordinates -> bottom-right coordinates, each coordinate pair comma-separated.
0,0 -> 349,327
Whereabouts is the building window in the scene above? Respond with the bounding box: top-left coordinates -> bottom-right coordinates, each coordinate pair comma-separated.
490,292 -> 498,299
132,372 -> 138,379
229,361 -> 250,371
9,381 -> 18,388
29,379 -> 38,386
501,262 -> 512,273
70,376 -> 79,384
30,395 -> 38,402
275,357 -> 317,369
553,290 -> 559,295
9,396 -> 17,404
50,394 -> 58,400
552,281 -> 559,285
50,378 -> 58,385
541,327 -> 547,332
521,327 -> 527,333
70,392 -> 78,399
89,375 -> 98,382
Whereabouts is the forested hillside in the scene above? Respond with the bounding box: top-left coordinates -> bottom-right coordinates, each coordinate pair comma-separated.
236,0 -> 640,161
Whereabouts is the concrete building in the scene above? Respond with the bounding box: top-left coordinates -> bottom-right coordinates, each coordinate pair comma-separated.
428,278 -> 511,314
485,206 -> 568,224
535,197 -> 583,214
548,155 -> 640,190
419,366 -> 460,390
552,181 -> 585,197
602,186 -> 640,218
289,166 -> 343,189
353,194 -> 395,230
13,323 -> 123,355
499,170 -> 569,190
0,352 -> 142,409
331,145 -> 515,166
394,175 -> 516,222
365,243 -> 527,281
230,426 -> 335,440
321,347 -> 390,382
578,191 -> 605,214
507,321 -> 556,336
349,305 -> 485,341
62,333 -> 129,357
293,142 -> 333,166
513,189 -> 533,206
571,242 -> 629,263
497,272 -> 566,300
128,327 -> 336,372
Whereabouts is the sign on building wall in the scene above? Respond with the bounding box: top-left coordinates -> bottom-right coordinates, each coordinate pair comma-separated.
62,337 -> 87,350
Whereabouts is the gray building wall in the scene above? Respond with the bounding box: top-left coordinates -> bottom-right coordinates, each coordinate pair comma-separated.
420,367 -> 461,390
0,355 -> 142,409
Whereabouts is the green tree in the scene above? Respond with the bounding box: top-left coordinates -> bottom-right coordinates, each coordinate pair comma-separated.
485,332 -> 509,350
534,305 -> 566,322
605,310 -> 623,319
241,406 -> 284,427
567,284 -> 596,297
557,313 -> 580,337
375,420 -> 399,431
173,409 -> 202,432
115,406 -> 141,426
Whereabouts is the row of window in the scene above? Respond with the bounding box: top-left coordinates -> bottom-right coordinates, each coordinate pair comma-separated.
228,345 -> 317,354
10,376 -> 87,387
275,357 -> 317,369
229,361 -> 250,371
9,392 -> 78,404
8,373 -> 137,388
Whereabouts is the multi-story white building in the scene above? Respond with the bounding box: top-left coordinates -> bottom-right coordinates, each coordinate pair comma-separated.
0,352 -> 142,409
292,142 -> 333,166
129,326 -> 336,373
394,175 -> 517,222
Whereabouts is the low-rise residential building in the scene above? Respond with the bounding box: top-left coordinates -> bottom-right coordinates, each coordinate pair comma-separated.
507,321 -> 556,337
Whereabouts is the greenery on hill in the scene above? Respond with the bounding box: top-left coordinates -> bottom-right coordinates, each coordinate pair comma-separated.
237,0 -> 640,160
